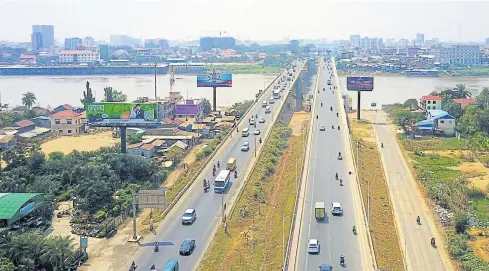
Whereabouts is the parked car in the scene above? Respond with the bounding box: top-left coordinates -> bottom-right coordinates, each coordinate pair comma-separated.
179,238 -> 196,255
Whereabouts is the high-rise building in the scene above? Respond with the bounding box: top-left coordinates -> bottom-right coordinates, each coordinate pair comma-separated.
349,35 -> 360,48
358,37 -> 383,50
485,38 -> 489,45
199,37 -> 236,51
64,37 -> 82,50
434,45 -> 481,65
84,36 -> 95,47
109,35 -> 141,47
31,25 -> 54,50
399,38 -> 409,47
159,39 -> 169,50
416,33 -> 425,44
99,44 -> 109,61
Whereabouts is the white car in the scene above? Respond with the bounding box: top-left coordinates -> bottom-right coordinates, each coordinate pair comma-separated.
308,239 -> 320,254
269,98 -> 275,104
241,142 -> 250,151
181,209 -> 197,224
254,129 -> 260,135
259,117 -> 265,123
319,125 -> 325,131
331,202 -> 343,215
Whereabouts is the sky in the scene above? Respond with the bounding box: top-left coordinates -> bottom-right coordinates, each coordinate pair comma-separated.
1,0 -> 489,43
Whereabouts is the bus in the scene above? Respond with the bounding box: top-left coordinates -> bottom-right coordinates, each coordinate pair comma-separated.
273,89 -> 281,99
214,170 -> 231,193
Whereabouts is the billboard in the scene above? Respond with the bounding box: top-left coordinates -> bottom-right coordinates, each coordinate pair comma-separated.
86,103 -> 158,126
347,77 -> 374,91
197,73 -> 232,87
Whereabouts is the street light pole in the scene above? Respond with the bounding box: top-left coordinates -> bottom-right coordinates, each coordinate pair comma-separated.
221,192 -> 225,222
282,213 -> 295,270
254,135 -> 257,157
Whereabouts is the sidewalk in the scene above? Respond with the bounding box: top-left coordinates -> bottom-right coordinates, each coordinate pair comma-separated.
370,111 -> 453,271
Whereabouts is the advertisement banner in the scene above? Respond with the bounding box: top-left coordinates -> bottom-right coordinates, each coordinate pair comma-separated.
347,76 -> 374,91
197,73 -> 232,87
86,103 -> 158,126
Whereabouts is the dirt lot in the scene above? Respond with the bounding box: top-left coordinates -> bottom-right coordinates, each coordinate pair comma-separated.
198,113 -> 307,270
350,117 -> 404,270
41,131 -> 118,155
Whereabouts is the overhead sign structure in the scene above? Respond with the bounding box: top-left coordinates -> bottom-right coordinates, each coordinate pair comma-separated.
347,77 -> 374,91
86,102 -> 158,127
197,73 -> 232,87
137,189 -> 166,208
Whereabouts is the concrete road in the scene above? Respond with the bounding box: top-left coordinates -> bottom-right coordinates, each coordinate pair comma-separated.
295,60 -> 364,270
128,60 -> 305,271
372,111 -> 452,271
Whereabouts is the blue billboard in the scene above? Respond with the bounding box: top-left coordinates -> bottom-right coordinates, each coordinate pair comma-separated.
197,73 -> 232,87
347,77 -> 374,91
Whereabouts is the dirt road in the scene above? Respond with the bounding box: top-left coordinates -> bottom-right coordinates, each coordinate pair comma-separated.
370,111 -> 453,271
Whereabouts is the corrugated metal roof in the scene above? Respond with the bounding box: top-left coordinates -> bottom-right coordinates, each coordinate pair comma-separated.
0,193 -> 42,219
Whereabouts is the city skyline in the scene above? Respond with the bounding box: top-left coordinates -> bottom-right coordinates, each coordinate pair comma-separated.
1,0 -> 489,43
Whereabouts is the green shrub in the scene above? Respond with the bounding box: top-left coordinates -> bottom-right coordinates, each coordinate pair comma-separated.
460,252 -> 489,271
455,212 -> 471,233
447,233 -> 472,259
55,189 -> 71,201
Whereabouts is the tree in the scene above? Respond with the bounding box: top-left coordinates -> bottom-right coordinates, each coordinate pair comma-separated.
21,92 -> 36,109
102,87 -> 127,102
454,212 -> 471,233
475,87 -> 489,109
391,108 -> 414,130
442,99 -> 463,119
202,98 -> 211,115
40,236 -> 74,271
454,83 -> 472,99
81,81 -> 95,106
403,98 -> 419,110
127,133 -> 143,144
0,257 -> 15,271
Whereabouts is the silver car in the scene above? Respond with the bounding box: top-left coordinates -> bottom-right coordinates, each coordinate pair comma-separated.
254,129 -> 260,135
241,142 -> 250,151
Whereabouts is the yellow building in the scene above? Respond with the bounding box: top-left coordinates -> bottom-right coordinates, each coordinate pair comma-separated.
50,110 -> 86,136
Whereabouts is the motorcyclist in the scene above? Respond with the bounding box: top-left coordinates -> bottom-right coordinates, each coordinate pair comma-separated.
321,102 -> 323,107
255,113 -> 258,118
417,216 -> 421,224
234,171 -> 238,178
332,125 -> 334,129
338,152 -> 342,157
340,179 -> 343,186
213,164 -> 216,171
335,173 -> 338,180
431,237 -> 436,246
330,106 -> 333,111
203,179 -> 207,187
352,225 -> 356,233
381,143 -> 384,148
316,115 -> 318,119
150,265 -> 156,271
213,170 -> 216,177
336,112 -> 339,117
217,161 -> 220,168
340,255 -> 345,265
338,125 -> 340,130
131,261 -> 136,270
154,243 -> 159,252
259,137 -> 262,144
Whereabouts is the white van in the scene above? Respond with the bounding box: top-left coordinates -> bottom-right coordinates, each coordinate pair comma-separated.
265,106 -> 271,114
242,127 -> 250,137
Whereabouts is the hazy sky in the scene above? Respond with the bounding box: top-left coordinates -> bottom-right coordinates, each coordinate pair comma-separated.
1,0 -> 488,43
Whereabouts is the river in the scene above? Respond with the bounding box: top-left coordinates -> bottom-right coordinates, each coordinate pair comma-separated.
1,74 -> 489,110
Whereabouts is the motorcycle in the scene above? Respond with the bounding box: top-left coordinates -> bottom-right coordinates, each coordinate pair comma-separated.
417,216 -> 421,225
431,238 -> 436,247
332,125 -> 334,130
234,171 -> 238,178
352,226 -> 357,235
338,152 -> 343,160
204,182 -> 210,193
336,113 -> 339,117
338,125 -> 340,130
154,243 -> 159,252
130,262 -> 137,271
340,256 -> 345,267
150,265 -> 156,271
340,179 -> 343,186
330,107 -> 333,111
335,173 -> 338,180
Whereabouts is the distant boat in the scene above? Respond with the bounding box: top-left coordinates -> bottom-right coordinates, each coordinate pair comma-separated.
406,69 -> 440,77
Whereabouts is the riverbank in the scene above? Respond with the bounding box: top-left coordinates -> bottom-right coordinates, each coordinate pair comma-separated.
205,64 -> 281,74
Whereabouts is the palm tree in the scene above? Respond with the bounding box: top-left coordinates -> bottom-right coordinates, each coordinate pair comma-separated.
21,92 -> 37,109
454,83 -> 472,99
40,235 -> 74,271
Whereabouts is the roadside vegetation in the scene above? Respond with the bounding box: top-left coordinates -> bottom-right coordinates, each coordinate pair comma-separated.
349,118 -> 404,270
199,122 -> 302,271
386,84 -> 489,269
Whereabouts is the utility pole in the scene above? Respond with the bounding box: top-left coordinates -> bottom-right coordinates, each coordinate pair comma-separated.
154,62 -> 157,100
132,192 -> 137,240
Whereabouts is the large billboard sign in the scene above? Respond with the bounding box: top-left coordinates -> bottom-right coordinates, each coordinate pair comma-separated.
347,77 -> 374,91
86,102 -> 158,126
197,73 -> 232,87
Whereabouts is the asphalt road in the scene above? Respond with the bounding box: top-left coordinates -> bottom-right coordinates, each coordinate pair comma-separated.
296,61 -> 363,270
129,60 -> 305,271
373,111 -> 451,271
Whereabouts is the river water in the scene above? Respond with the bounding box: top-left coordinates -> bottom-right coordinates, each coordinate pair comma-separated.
1,73 -> 489,110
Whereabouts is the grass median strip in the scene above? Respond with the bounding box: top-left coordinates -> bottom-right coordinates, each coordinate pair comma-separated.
199,118 -> 307,271
350,118 -> 404,270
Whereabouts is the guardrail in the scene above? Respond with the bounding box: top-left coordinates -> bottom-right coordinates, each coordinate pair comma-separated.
228,60 -> 307,220
158,62 -> 295,222
283,58 -> 319,270
332,58 -> 378,270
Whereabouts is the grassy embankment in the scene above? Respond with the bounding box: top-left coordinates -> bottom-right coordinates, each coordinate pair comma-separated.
350,119 -> 404,270
205,64 -> 281,74
397,135 -> 489,268
199,116 -> 307,271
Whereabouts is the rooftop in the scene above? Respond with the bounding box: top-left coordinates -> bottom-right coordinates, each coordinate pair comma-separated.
51,110 -> 81,118
14,119 -> 35,128
421,95 -> 442,101
0,193 -> 43,220
59,50 -> 97,55
452,98 -> 474,108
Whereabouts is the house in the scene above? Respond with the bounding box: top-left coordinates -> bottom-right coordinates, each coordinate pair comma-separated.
12,120 -> 35,134
420,95 -> 442,111
32,107 -> 52,116
0,135 -> 17,150
30,116 -> 51,129
142,135 -> 196,147
174,99 -> 205,122
416,110 -> 456,135
127,143 -> 156,158
18,128 -> 51,142
53,104 -> 74,113
19,54 -> 37,65
452,98 -> 474,109
50,110 -> 85,136
173,140 -> 189,151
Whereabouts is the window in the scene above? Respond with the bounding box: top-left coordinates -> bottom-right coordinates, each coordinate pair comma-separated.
449,120 -> 453,124
55,119 -> 60,125
59,129 -> 63,134
68,130 -> 72,134
433,101 -> 437,104
67,119 -> 72,124
427,101 -> 431,104
440,120 -> 445,124
427,106 -> 431,110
